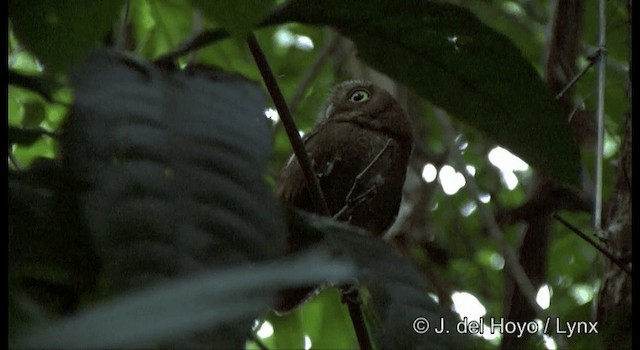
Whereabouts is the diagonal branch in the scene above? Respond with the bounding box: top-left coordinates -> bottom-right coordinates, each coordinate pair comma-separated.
246,33 -> 372,350
247,34 -> 330,216
553,214 -> 631,277
555,49 -> 603,100
154,29 -> 229,64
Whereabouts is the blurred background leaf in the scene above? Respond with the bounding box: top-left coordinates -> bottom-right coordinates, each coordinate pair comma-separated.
9,0 -> 124,74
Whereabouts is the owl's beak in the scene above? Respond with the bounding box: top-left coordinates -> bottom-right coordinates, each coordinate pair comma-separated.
324,103 -> 334,120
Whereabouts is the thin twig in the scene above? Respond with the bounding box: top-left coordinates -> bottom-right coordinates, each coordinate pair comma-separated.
555,49 -> 601,100
248,332 -> 270,350
116,0 -> 131,51
333,184 -> 378,221
594,0 -> 607,238
341,286 -> 372,350
553,214 -> 631,277
347,139 -> 392,203
287,33 -> 341,114
334,139 -> 392,220
153,3 -> 292,63
247,34 -> 330,216
567,100 -> 585,123
434,109 -> 553,324
155,29 -> 229,64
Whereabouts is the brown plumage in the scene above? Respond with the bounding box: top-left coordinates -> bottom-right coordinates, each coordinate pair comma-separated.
279,80 -> 413,233
274,80 -> 414,313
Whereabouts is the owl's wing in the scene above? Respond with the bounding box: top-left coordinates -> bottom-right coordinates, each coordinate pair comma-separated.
276,126 -> 327,210
276,155 -> 314,212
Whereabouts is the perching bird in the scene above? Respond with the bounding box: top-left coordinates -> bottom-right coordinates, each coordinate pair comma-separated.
275,80 -> 414,313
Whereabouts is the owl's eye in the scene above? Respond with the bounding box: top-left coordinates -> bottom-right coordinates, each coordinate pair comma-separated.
349,89 -> 370,103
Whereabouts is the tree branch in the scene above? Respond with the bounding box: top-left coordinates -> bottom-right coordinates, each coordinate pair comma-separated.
247,34 -> 372,350
555,49 -> 602,100
553,214 -> 631,277
247,34 -> 330,216
341,285 -> 372,350
154,29 -> 229,64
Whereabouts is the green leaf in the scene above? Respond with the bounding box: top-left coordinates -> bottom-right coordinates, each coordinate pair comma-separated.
9,0 -> 124,73
300,289 -> 356,349
269,311 -> 306,349
129,0 -> 195,59
21,101 -> 46,127
269,0 -> 582,188
190,0 -> 276,38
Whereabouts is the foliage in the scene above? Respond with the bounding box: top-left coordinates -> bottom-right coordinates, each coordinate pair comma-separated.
270,0 -> 581,188
8,0 -> 629,349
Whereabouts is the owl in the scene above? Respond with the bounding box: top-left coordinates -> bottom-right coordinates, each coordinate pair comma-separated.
274,80 -> 414,313
278,80 -> 413,234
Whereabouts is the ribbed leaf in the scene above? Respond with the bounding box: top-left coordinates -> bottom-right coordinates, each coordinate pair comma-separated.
61,50 -> 285,347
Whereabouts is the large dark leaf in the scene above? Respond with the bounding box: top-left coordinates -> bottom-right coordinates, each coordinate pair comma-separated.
16,254 -> 354,349
9,159 -> 99,328
287,210 -> 475,350
9,0 -> 124,74
268,0 -> 581,188
61,50 -> 285,347
190,0 -> 276,38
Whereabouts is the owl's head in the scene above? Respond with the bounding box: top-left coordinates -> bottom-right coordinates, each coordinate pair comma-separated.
322,80 -> 413,147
